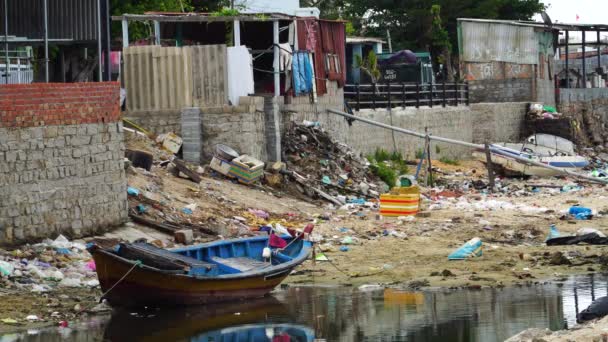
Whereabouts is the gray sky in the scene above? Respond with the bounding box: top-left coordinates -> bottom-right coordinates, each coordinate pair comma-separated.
537,0 -> 608,25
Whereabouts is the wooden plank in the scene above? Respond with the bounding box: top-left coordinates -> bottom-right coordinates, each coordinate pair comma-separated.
172,158 -> 202,183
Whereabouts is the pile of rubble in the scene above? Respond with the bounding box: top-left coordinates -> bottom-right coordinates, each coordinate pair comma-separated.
279,122 -> 385,206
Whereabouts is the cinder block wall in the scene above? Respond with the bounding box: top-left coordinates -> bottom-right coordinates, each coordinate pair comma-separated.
0,82 -> 128,244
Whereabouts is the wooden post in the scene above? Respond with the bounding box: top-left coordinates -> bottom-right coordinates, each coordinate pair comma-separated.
402,83 -> 406,108
484,143 -> 495,192
455,82 -> 459,105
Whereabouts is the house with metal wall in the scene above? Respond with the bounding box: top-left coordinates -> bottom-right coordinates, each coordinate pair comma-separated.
457,18 -> 559,106
0,0 -> 112,84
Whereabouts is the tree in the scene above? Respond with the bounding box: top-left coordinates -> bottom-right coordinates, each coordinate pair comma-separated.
429,5 -> 452,81
321,0 -> 546,77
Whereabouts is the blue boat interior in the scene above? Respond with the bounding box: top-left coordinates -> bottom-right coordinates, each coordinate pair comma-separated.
192,324 -> 315,342
114,236 -> 310,277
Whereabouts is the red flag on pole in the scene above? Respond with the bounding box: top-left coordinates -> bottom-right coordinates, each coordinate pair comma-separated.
576,14 -> 580,22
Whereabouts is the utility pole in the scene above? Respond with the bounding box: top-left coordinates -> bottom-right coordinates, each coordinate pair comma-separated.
231,0 -> 234,9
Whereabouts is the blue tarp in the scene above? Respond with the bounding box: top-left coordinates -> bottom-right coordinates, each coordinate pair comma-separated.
293,52 -> 313,96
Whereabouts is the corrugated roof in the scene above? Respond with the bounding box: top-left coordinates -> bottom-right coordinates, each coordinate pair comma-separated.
0,0 -> 100,42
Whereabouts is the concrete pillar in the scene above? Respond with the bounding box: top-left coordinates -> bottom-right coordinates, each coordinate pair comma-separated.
122,19 -> 129,48
181,107 -> 202,164
234,20 -> 240,46
264,97 -> 282,162
352,43 -> 363,84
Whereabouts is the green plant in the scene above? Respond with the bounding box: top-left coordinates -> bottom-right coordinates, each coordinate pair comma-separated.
354,50 -> 381,84
415,148 -> 425,159
373,148 -> 391,163
211,7 -> 240,16
370,163 -> 397,188
439,156 -> 460,166
435,145 -> 441,154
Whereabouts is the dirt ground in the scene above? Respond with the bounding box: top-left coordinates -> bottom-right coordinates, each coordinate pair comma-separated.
2,157 -> 608,335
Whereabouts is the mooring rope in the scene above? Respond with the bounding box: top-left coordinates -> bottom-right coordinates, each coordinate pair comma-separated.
99,260 -> 142,302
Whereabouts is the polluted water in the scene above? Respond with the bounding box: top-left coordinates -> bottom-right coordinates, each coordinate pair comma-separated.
1,274 -> 607,342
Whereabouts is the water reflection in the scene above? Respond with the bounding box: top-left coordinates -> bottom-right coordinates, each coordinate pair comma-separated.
3,274 -> 608,342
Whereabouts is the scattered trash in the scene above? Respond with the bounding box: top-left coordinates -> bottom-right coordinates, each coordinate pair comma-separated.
1,318 -> 20,325
339,246 -> 349,252
181,208 -> 193,215
127,187 -> 140,196
315,253 -> 329,261
0,261 -> 14,276
448,237 -> 483,260
569,206 -> 593,220
25,315 -> 39,322
545,224 -> 561,242
248,209 -> 270,220
136,204 -> 147,214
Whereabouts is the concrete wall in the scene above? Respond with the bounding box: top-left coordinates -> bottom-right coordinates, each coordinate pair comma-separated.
557,88 -> 608,146
0,82 -> 127,244
200,97 -> 267,161
468,78 -> 533,104
284,103 -> 526,160
125,110 -> 181,135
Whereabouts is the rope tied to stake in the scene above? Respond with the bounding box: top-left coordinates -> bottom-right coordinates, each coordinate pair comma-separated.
99,260 -> 142,302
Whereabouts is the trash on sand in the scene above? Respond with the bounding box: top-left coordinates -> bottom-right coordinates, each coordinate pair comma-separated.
545,224 -> 560,241
569,206 -> 593,220
182,207 -> 193,215
546,233 -> 608,246
248,209 -> 270,220
25,315 -> 39,322
1,318 -> 20,325
127,187 -> 140,196
341,236 -> 355,245
322,176 -> 331,185
448,237 -> 482,260
0,261 -> 14,276
315,253 -> 329,261
577,228 -> 606,237
339,246 -> 349,252
157,132 -> 183,154
136,204 -> 147,214
577,296 -> 608,323
358,284 -> 383,291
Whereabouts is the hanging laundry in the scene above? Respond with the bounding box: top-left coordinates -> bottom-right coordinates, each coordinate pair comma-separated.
227,46 -> 255,106
292,51 -> 313,96
279,43 -> 293,92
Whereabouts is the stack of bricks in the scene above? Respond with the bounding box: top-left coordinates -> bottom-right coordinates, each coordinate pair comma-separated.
181,107 -> 202,163
0,82 -> 127,244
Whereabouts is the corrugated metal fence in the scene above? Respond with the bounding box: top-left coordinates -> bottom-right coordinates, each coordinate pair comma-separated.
124,45 -> 228,112
460,21 -> 538,65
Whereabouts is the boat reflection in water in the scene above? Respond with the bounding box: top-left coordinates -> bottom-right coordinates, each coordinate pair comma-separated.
102,296 -> 315,342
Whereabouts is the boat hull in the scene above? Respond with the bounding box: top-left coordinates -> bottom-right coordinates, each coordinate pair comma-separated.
91,246 -> 295,307
473,151 -> 588,177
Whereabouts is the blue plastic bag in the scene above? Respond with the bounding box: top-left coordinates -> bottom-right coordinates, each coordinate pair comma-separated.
127,187 -> 140,196
569,206 -> 592,220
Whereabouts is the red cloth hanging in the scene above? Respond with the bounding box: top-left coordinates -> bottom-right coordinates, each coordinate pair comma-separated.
319,21 -> 346,87
297,19 -> 327,96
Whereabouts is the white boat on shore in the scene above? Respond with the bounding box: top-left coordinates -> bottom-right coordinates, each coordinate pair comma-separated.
473,134 -> 589,177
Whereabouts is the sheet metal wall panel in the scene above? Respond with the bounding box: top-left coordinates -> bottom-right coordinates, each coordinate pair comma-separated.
0,0 -> 98,41
190,45 -> 228,107
461,21 -> 538,65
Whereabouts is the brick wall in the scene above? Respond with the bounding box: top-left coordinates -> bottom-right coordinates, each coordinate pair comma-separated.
0,82 -> 121,127
0,82 -> 127,244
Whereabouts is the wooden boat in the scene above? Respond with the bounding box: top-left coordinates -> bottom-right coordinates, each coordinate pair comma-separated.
88,233 -> 313,307
103,296 -> 308,341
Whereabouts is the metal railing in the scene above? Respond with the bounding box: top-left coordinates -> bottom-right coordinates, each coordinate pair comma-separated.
344,82 -> 470,111
0,52 -> 34,84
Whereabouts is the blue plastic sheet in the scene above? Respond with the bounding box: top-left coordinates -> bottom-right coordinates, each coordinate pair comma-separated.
293,52 -> 313,96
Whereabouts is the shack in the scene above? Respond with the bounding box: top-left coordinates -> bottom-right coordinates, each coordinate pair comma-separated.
457,18 -> 558,106
113,12 -> 346,162
0,0 -> 112,83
